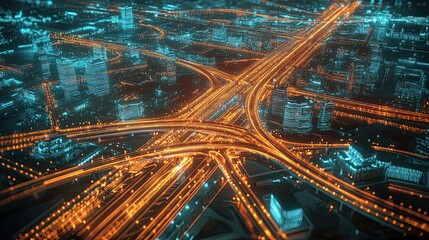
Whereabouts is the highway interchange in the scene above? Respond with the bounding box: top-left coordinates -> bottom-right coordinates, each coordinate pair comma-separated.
1,1 -> 428,239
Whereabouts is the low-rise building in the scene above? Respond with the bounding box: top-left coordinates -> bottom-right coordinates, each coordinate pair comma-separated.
334,143 -> 390,185
117,99 -> 144,121
269,193 -> 304,231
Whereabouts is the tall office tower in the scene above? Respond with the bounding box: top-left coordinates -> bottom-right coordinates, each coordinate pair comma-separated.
33,31 -> 53,55
271,87 -> 287,118
93,45 -> 107,61
161,51 -> 176,85
283,96 -> 313,134
117,100 -> 144,121
317,99 -> 335,132
39,55 -> 51,79
86,60 -> 110,97
118,6 -> 134,30
57,58 -> 79,101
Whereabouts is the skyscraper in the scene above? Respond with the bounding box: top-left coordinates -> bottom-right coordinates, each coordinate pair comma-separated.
118,6 -> 134,30
317,99 -> 334,132
283,96 -> 313,134
93,45 -> 107,61
57,58 -> 79,101
86,60 -> 110,97
39,55 -> 51,79
161,51 -> 176,85
271,87 -> 287,118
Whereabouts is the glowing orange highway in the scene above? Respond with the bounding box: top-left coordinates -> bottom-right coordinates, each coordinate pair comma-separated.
2,1 -> 428,239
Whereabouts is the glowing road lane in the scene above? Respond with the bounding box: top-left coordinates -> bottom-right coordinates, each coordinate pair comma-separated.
0,119 -> 261,151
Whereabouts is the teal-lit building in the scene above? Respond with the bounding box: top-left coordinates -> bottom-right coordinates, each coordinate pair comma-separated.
269,193 -> 304,232
334,143 -> 389,185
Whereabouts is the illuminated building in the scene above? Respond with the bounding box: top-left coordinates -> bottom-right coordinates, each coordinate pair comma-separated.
271,86 -> 287,118
317,99 -> 334,132
31,137 -> 77,160
334,47 -> 346,68
39,55 -> 51,78
212,27 -> 227,43
352,62 -> 366,94
56,58 -> 79,101
334,143 -> 389,184
415,130 -> 429,157
305,74 -> 324,93
156,44 -> 171,56
176,51 -> 215,66
86,60 -> 110,97
118,6 -> 134,30
269,193 -> 303,231
394,67 -> 425,102
162,51 -> 176,85
22,89 -> 37,104
192,29 -> 210,42
367,45 -> 381,91
170,33 -> 192,45
283,96 -> 313,134
93,45 -> 107,61
385,166 -> 423,184
117,99 -> 144,121
32,30 -> 52,55
127,47 -> 142,65
0,78 -> 22,89
227,35 -> 243,48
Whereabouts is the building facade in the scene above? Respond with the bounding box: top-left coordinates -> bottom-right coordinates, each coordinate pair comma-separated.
162,51 -> 176,85
334,143 -> 389,185
57,58 -> 79,101
269,193 -> 303,231
317,99 -> 334,132
86,60 -> 110,97
119,6 -> 134,30
283,96 -> 313,134
118,100 -> 144,121
93,45 -> 107,61
271,87 -> 287,118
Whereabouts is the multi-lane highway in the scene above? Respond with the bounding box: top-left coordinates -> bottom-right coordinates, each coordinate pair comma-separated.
2,1 -> 428,239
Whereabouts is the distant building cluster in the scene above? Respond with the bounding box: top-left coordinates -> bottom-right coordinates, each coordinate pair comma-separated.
271,86 -> 334,134
55,44 -> 111,100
